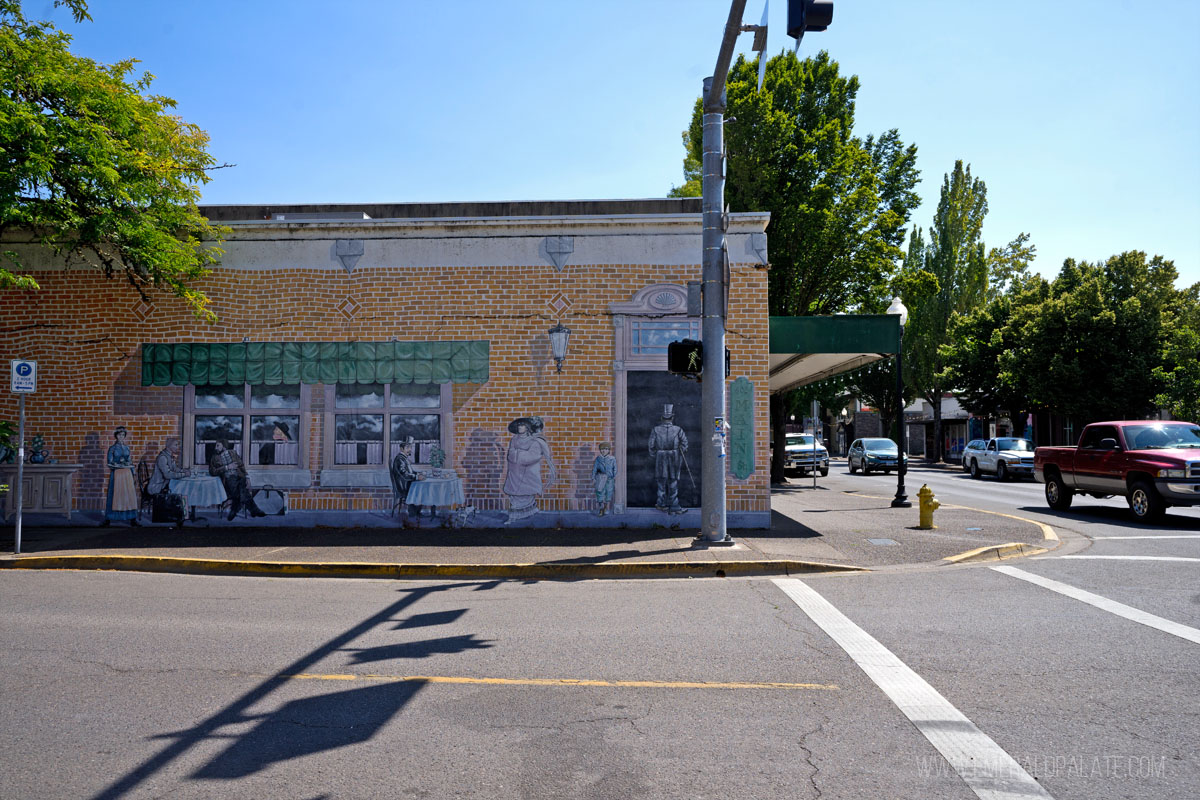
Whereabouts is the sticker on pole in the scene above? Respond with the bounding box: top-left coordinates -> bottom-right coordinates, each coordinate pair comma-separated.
10,360 -> 36,393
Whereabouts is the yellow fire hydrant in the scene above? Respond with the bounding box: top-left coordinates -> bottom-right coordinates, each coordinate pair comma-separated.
918,484 -> 940,529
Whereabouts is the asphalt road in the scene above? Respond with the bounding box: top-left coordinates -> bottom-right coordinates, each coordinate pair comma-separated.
3,506 -> 1197,800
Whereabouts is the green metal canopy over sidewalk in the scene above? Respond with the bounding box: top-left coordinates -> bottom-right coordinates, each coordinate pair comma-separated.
768,315 -> 900,394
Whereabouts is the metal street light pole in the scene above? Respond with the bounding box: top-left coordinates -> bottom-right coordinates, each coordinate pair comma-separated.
698,0 -> 750,543
887,296 -> 911,508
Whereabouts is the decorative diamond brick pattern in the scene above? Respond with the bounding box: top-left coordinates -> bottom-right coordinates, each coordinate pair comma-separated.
548,292 -> 572,315
131,299 -> 153,323
337,297 -> 361,320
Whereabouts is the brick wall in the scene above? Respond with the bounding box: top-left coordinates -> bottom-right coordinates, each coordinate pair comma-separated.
0,234 -> 770,517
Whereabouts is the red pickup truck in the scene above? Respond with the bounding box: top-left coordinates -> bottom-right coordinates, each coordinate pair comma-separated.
1034,420 -> 1200,521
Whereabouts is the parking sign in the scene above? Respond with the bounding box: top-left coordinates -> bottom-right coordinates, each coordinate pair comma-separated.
10,360 -> 36,393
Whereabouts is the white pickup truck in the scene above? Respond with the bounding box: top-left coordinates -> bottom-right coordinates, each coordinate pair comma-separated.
963,437 -> 1035,481
784,434 -> 829,477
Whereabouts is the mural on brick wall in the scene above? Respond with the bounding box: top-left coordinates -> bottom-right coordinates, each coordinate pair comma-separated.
502,416 -> 555,523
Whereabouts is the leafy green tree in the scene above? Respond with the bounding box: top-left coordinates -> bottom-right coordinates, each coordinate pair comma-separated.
1152,281 -> 1200,421
940,276 -> 1048,438
1,0 -> 225,319
672,51 -> 920,316
905,160 -> 1026,460
1008,252 -> 1178,421
671,51 -> 920,480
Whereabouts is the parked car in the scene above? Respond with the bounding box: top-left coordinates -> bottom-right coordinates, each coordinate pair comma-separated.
961,439 -> 987,473
965,437 -> 1035,481
1034,421 -> 1200,521
848,438 -> 907,474
784,434 -> 829,476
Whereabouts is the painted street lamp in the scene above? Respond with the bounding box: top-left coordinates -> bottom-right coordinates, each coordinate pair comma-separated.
548,323 -> 571,372
886,296 -> 911,508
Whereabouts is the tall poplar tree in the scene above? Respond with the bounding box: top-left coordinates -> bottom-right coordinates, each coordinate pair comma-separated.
905,161 -> 989,460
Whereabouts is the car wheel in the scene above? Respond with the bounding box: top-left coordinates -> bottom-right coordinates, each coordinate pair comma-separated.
1044,472 -> 1073,511
819,468 -> 829,477
849,458 -> 858,474
969,459 -> 980,479
863,464 -> 872,475
1129,480 -> 1166,522
997,462 -> 1009,481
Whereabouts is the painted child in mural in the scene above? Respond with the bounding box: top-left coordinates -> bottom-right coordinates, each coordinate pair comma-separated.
209,440 -> 268,520
101,427 -> 139,526
648,404 -> 688,514
502,416 -> 555,523
592,442 -> 616,515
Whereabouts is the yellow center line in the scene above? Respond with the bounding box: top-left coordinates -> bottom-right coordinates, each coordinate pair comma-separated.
280,673 -> 839,691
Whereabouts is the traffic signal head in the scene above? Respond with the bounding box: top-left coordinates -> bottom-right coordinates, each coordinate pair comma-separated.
787,0 -> 834,40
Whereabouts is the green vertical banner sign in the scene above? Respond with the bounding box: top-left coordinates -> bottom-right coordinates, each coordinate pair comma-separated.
730,377 -> 754,479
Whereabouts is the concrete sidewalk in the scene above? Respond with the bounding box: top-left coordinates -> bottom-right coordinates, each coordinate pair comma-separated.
0,483 -> 1055,579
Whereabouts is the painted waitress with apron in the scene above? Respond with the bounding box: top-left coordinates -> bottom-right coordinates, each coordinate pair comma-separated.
101,426 -> 139,526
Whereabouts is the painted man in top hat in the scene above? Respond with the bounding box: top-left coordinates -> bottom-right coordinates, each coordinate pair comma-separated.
648,404 -> 688,513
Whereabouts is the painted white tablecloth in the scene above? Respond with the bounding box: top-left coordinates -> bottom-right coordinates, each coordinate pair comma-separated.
169,476 -> 228,508
406,477 -> 465,508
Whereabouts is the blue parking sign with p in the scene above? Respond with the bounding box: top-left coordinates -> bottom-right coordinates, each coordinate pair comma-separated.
11,360 -> 36,392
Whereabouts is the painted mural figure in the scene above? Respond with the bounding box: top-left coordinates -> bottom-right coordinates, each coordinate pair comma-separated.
592,442 -> 616,515
503,416 -> 555,523
259,421 -> 292,466
389,436 -> 426,519
148,437 -> 189,496
101,426 -> 139,526
209,440 -> 267,520
648,404 -> 688,513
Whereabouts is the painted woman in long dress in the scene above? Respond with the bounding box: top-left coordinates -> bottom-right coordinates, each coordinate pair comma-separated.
502,416 -> 555,522
102,427 -> 139,526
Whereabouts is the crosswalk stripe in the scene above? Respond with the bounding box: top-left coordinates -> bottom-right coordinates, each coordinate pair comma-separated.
1089,534 -> 1200,540
773,578 -> 1053,800
1045,555 -> 1200,563
992,566 -> 1200,645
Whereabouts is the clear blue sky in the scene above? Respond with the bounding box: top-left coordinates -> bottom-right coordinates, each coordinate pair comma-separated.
46,0 -> 1200,287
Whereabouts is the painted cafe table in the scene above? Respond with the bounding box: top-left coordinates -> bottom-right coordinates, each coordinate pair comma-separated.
406,473 -> 466,516
169,475 -> 228,522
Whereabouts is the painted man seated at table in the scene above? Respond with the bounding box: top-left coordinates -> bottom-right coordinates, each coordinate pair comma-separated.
389,436 -> 430,519
148,438 -> 189,496
208,440 -> 267,520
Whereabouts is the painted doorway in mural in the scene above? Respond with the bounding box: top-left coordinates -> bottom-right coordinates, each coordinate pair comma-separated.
625,370 -> 701,509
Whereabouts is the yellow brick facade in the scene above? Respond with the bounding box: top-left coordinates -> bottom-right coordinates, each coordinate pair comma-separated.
0,203 -> 771,526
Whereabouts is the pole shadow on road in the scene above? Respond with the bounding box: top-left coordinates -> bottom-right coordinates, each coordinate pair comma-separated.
89,580 -> 502,799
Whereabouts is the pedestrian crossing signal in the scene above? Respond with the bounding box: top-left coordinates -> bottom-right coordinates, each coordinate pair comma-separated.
667,339 -> 704,377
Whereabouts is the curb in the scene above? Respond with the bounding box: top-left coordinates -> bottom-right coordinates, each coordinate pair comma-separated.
0,555 -> 866,580
943,542 -> 1049,564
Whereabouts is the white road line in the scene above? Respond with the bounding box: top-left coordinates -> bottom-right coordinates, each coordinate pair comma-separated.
992,566 -> 1200,645
1044,555 -> 1200,563
1090,534 -> 1200,540
772,578 -> 1052,800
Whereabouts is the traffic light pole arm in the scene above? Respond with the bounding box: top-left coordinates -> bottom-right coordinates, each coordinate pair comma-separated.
706,0 -> 750,113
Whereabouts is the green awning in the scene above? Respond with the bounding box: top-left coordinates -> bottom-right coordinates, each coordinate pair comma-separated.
141,340 -> 490,387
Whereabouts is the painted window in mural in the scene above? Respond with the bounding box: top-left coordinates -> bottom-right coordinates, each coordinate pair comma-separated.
327,383 -> 448,467
629,320 -> 700,355
186,384 -> 309,468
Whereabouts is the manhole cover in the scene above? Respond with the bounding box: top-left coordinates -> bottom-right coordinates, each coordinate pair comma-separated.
867,538 -> 900,546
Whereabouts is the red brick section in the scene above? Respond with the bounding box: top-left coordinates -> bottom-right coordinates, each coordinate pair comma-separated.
0,261 -> 769,514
